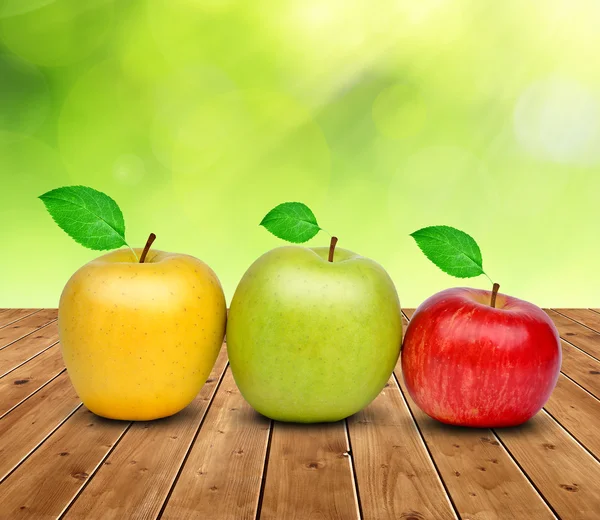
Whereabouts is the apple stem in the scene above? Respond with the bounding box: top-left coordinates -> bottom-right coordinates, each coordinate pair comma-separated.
328,236 -> 338,262
139,233 -> 157,263
490,282 -> 500,308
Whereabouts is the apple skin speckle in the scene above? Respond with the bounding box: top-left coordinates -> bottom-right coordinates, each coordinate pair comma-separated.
226,245 -> 402,423
58,248 -> 227,421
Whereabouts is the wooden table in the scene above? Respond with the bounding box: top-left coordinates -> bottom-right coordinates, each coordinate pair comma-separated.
0,308 -> 599,519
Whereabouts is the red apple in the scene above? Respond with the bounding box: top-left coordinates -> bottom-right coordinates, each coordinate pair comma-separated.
401,287 -> 561,427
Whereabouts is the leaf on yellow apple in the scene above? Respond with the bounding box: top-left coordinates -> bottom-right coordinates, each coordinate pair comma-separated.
39,185 -> 129,251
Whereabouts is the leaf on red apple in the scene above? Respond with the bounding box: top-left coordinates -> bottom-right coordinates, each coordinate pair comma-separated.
39,185 -> 128,251
410,225 -> 486,278
260,202 -> 322,243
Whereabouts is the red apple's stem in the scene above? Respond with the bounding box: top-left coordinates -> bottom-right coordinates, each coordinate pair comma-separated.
490,282 -> 500,308
139,233 -> 156,263
328,236 -> 338,262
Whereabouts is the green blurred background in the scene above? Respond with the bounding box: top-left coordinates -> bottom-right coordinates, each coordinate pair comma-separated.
0,0 -> 598,308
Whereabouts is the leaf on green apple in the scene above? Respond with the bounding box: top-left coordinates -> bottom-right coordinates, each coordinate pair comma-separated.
39,185 -> 129,251
410,225 -> 486,278
260,202 -> 322,243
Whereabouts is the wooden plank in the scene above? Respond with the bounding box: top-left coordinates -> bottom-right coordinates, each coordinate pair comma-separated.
64,348 -> 230,520
554,309 -> 600,334
0,407 -> 128,519
260,421 -> 360,520
347,378 -> 456,520
544,374 -> 600,459
161,367 -> 270,520
545,309 -> 600,360
0,309 -> 58,350
560,340 -> 600,398
495,410 -> 600,519
398,388 -> 556,518
401,308 -> 556,519
0,344 -> 65,417
0,372 -> 80,481
0,309 -> 40,328
0,321 -> 59,377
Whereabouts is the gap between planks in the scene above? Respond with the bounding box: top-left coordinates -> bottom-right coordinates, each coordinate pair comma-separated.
0,309 -> 41,329
2,309 -> 600,520
0,309 -> 58,351
403,308 -> 600,520
0,319 -> 60,378
62,349 -> 230,519
545,309 -> 600,362
398,310 -> 556,520
0,343 -> 66,418
0,346 -> 230,520
552,309 -> 600,335
160,367 -> 270,520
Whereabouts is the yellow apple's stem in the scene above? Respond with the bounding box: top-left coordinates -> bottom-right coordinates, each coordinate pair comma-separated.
139,233 -> 156,263
490,282 -> 500,308
328,236 -> 338,262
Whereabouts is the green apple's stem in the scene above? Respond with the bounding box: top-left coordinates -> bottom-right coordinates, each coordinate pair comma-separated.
127,245 -> 139,262
139,233 -> 156,263
490,282 -> 500,308
328,236 -> 338,262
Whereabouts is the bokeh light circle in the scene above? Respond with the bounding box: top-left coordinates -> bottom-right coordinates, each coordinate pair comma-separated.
388,146 -> 497,233
514,76 -> 600,165
148,0 -> 279,88
0,53 -> 49,141
151,65 -> 236,169
57,59 -> 162,198
372,82 -> 427,139
113,154 -> 146,186
169,88 -> 331,254
0,0 -> 114,67
0,134 -> 67,225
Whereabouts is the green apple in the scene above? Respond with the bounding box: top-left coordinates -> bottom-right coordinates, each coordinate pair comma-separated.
226,245 -> 402,423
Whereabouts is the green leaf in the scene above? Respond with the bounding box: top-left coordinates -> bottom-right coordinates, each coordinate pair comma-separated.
410,225 -> 485,278
260,202 -> 321,243
39,185 -> 128,251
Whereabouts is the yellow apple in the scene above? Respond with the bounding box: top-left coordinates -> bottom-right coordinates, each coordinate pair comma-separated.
59,248 -> 226,421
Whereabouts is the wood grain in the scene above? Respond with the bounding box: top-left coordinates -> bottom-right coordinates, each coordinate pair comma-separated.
554,309 -> 600,334
544,374 -> 600,459
401,309 -> 556,519
0,309 -> 40,328
161,368 -> 271,520
260,421 -> 360,520
0,308 -> 599,520
347,377 -> 456,520
0,309 -> 57,350
64,347 -> 229,520
0,321 -> 59,376
495,410 -> 600,519
0,407 -> 128,519
0,372 -> 80,481
0,344 -> 65,417
560,340 -> 600,398
545,309 -> 600,360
